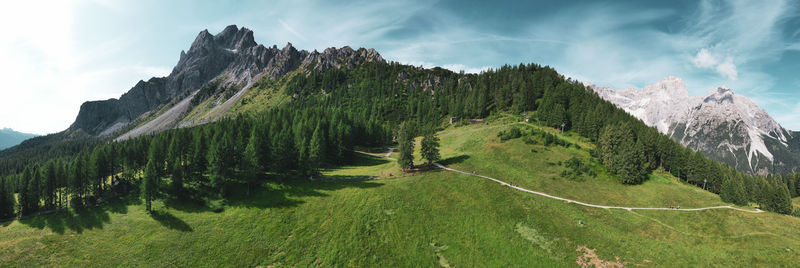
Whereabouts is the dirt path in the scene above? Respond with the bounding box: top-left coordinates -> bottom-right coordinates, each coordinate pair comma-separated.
354,151 -> 763,214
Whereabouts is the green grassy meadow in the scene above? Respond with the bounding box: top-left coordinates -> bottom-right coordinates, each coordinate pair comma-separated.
1,119 -> 798,267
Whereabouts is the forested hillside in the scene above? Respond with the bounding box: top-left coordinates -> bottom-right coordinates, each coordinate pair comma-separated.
1,57 -> 798,219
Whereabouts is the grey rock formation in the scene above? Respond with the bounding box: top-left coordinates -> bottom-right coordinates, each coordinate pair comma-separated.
69,25 -> 384,136
590,77 -> 799,174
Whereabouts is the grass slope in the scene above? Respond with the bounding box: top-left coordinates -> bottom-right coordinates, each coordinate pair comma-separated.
2,118 -> 798,267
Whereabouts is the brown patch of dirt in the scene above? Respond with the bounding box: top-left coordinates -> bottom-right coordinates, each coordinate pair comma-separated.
576,245 -> 624,268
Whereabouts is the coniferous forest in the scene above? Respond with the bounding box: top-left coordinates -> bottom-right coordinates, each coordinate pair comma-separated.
1,61 -> 797,219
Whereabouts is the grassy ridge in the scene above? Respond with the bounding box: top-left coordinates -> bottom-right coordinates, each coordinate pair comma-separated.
1,119 -> 798,267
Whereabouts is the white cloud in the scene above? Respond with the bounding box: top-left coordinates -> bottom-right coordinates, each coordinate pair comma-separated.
715,57 -> 738,80
690,48 -> 738,80
692,48 -> 717,68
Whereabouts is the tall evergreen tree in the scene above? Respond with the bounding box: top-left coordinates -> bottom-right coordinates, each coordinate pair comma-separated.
243,128 -> 264,195
307,123 -> 326,175
42,160 -> 57,210
614,141 -> 648,184
720,175 -> 748,206
0,176 -> 15,218
167,135 -> 184,195
191,130 -> 209,174
142,157 -> 159,213
420,132 -> 441,165
89,146 -> 108,196
208,131 -> 235,196
397,122 -> 415,171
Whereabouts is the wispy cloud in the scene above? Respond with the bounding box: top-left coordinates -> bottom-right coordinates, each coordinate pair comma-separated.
2,0 -> 800,133
278,19 -> 306,41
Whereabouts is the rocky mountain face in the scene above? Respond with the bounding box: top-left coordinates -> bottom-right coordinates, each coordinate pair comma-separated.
0,128 -> 38,150
69,25 -> 384,137
590,77 -> 799,175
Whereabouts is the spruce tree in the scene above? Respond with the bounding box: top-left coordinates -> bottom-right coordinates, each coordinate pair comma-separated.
208,131 -> 235,196
420,132 -> 440,165
774,181 -> 793,214
615,141 -> 648,184
167,135 -> 184,195
89,146 -> 108,196
191,130 -> 209,174
27,166 -> 41,214
243,128 -> 263,195
397,122 -> 415,171
0,176 -> 15,218
308,123 -> 326,175
142,157 -> 159,213
43,160 -> 57,210
720,175 -> 747,206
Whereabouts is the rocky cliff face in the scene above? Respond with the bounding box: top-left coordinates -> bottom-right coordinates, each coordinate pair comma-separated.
590,77 -> 799,174
69,25 -> 384,137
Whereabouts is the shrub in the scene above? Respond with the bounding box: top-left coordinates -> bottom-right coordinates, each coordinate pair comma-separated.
498,127 -> 523,141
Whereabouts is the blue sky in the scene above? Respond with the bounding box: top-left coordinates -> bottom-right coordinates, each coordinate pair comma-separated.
1,0 -> 799,134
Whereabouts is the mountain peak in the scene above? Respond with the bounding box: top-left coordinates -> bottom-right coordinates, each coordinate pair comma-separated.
282,42 -> 295,51
72,25 -> 387,140
703,86 -> 735,104
189,29 -> 215,52
213,25 -> 256,51
592,78 -> 793,174
643,76 -> 688,98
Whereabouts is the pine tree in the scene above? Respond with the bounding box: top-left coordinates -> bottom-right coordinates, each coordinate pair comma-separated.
271,128 -> 295,173
720,175 -> 747,206
0,176 -> 15,218
142,156 -> 159,213
89,146 -> 108,196
243,128 -> 263,195
308,123 -> 326,175
397,122 -> 415,171
27,166 -> 41,214
420,132 -> 441,165
191,130 -> 208,173
773,181 -> 793,214
167,135 -> 184,195
208,131 -> 235,196
615,141 -> 648,184
43,160 -> 57,210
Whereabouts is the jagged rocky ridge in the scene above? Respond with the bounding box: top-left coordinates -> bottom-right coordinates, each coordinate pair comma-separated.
590,77 -> 800,174
69,25 -> 384,137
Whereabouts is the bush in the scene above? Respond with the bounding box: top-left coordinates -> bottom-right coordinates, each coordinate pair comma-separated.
561,157 -> 595,181
523,137 -> 537,145
498,127 -> 523,141
792,208 -> 800,218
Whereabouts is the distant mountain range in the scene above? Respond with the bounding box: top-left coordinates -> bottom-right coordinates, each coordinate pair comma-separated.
589,76 -> 800,175
0,128 -> 38,150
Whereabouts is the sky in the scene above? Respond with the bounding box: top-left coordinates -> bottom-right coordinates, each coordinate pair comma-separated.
1,0 -> 799,135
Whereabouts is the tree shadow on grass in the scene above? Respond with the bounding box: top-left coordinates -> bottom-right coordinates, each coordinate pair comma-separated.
320,153 -> 391,172
438,155 -> 470,166
19,205 -> 111,235
149,210 -> 192,232
17,195 -> 139,234
225,178 -> 384,210
349,153 -> 391,166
